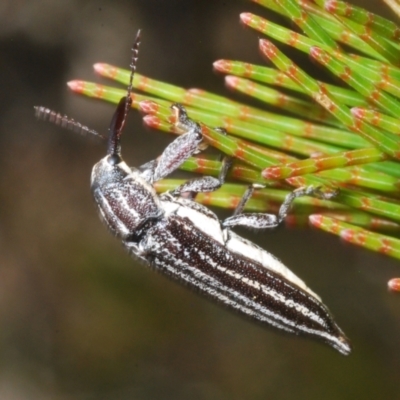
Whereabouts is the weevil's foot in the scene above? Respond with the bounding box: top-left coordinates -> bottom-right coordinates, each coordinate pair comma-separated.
171,103 -> 190,130
313,186 -> 339,200
215,127 -> 228,135
170,103 -> 202,138
170,103 -> 188,121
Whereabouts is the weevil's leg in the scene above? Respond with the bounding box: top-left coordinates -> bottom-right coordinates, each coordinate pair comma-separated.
170,127 -> 231,198
232,183 -> 265,217
171,155 -> 233,198
145,104 -> 205,184
222,185 -> 338,230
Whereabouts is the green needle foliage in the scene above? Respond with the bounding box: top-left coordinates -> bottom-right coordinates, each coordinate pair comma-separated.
68,0 -> 400,291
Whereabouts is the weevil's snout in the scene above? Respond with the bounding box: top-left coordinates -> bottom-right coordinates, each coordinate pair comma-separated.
105,30 -> 140,161
107,96 -> 128,159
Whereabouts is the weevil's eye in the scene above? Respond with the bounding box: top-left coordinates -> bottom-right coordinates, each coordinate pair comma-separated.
107,154 -> 122,165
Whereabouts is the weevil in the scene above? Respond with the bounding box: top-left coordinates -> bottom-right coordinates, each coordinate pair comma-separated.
35,30 -> 351,355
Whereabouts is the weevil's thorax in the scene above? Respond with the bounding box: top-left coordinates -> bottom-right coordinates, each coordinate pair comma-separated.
91,155 -> 163,240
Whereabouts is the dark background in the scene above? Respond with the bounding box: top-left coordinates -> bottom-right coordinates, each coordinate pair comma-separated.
0,1 -> 399,399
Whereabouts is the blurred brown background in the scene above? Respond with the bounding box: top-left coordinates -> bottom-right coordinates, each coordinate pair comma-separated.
0,1 -> 399,399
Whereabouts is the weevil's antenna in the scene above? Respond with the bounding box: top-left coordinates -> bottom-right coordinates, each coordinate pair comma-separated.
107,29 -> 142,158
125,29 -> 141,121
34,106 -> 105,140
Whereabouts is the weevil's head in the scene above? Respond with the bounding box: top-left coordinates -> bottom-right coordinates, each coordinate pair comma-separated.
90,153 -> 131,190
90,95 -> 161,240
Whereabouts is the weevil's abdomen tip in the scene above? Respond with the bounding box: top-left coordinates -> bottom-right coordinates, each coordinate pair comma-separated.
335,334 -> 352,356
